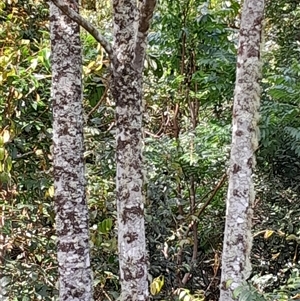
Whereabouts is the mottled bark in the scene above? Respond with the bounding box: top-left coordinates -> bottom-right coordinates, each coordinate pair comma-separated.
0,203 -> 5,299
219,1 -> 264,300
112,0 -> 156,300
50,0 -> 156,299
50,1 -> 93,300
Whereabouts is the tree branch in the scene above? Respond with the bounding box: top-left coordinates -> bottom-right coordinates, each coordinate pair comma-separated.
138,0 -> 156,35
50,0 -> 113,59
196,173 -> 227,218
134,0 -> 156,69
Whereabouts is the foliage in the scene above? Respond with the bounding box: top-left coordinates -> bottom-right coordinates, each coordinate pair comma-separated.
1,0 -> 300,300
0,0 -> 56,300
145,122 -> 230,299
265,0 -> 300,68
232,271 -> 300,301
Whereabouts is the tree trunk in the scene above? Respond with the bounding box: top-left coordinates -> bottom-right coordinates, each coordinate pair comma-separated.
112,61 -> 148,301
219,1 -> 264,300
49,0 -> 156,299
112,1 -> 155,300
50,1 -> 93,300
0,201 -> 6,299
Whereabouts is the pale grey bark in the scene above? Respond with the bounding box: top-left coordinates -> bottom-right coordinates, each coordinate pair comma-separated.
50,1 -> 93,300
219,1 -> 264,300
0,205 -> 4,263
0,203 -> 6,299
50,0 -> 156,299
112,1 -> 156,300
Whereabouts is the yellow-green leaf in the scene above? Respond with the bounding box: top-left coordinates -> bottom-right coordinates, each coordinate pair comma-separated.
264,229 -> 274,239
150,275 -> 164,295
35,149 -> 43,156
48,186 -> 54,198
0,147 -> 5,160
150,281 -> 158,295
226,279 -> 233,289
30,58 -> 38,70
3,130 -> 10,143
179,290 -> 187,300
286,234 -> 298,241
183,295 -> 192,301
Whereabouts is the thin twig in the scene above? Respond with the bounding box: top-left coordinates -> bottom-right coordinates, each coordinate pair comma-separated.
181,174 -> 227,284
182,173 -> 228,250
196,173 -> 227,219
87,85 -> 109,118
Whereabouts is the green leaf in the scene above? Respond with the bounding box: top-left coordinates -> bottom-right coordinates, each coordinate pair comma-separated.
0,147 -> 5,160
98,218 -> 113,234
5,156 -> 12,172
226,279 -> 233,289
239,290 -> 252,301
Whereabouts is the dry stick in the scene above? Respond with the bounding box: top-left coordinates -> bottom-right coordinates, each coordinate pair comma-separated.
102,290 -> 113,301
181,173 -> 228,285
143,129 -> 162,138
155,113 -> 168,137
49,0 -> 113,59
204,249 -> 220,294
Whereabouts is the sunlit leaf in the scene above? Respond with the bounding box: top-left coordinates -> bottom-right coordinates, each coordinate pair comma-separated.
48,186 -> 55,198
3,130 -> 10,143
264,229 -> 274,239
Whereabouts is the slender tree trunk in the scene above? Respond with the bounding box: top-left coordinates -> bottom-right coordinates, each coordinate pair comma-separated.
50,1 -> 93,300
0,201 -> 6,299
219,1 -> 264,300
112,63 -> 147,301
112,0 -> 156,300
0,203 -> 5,264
